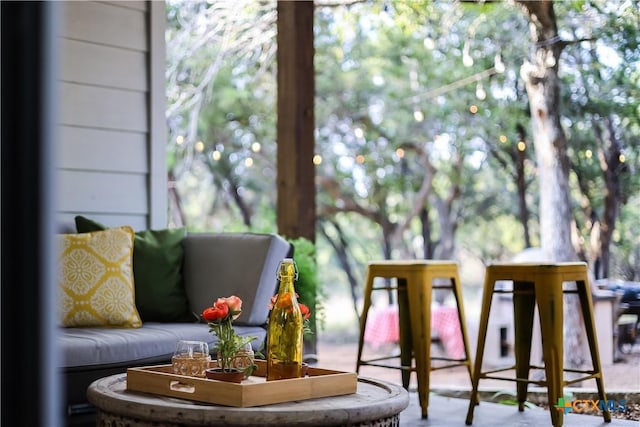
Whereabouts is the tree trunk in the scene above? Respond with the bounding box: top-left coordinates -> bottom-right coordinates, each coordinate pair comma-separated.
515,124 -> 532,248
168,170 -> 186,227
434,197 -> 457,260
594,117 -> 623,279
420,207 -> 434,258
318,220 -> 361,322
487,122 -> 533,248
516,0 -> 586,367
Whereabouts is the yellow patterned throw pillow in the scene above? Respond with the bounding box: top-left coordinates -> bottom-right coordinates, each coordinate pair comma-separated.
58,226 -> 142,328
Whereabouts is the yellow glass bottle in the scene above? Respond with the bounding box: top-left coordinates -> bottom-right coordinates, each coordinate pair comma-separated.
266,258 -> 303,380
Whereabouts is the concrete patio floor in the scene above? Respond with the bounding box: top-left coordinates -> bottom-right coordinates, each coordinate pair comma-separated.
398,392 -> 638,426
317,338 -> 640,426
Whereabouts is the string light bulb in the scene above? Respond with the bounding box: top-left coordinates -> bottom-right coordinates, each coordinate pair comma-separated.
423,36 -> 435,50
475,82 -> 486,100
494,53 -> 505,73
463,42 -> 474,67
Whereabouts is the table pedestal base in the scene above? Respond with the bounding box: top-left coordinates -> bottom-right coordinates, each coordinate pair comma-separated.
96,409 -> 401,427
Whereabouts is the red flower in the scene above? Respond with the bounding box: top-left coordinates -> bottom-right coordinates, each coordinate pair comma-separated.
223,295 -> 243,320
202,295 -> 257,374
201,298 -> 230,322
299,303 -> 311,320
269,293 -> 312,321
268,295 -> 277,310
224,295 -> 242,312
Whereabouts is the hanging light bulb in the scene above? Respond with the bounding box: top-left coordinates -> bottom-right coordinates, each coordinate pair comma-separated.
475,82 -> 486,100
423,36 -> 435,50
463,42 -> 474,67
494,52 -> 505,73
546,53 -> 557,68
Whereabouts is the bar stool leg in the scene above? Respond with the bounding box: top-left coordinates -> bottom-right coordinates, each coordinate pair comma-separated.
535,275 -> 565,427
512,281 -> 535,412
408,270 -> 432,419
451,270 -> 474,380
397,279 -> 412,389
465,270 -> 495,425
577,279 -> 612,422
356,267 -> 374,373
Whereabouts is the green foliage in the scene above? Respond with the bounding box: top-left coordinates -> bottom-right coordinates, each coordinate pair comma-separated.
459,214 -> 537,261
612,196 -> 640,280
490,390 -> 542,410
166,0 -> 278,230
166,1 -> 640,295
288,237 -> 324,337
207,317 -> 256,374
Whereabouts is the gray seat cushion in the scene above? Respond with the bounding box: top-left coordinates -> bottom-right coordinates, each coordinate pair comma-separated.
60,323 -> 266,368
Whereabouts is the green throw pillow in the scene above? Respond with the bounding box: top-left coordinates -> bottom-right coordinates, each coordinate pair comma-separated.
74,216 -> 193,322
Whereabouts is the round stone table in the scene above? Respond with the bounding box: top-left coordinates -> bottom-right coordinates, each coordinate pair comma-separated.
87,373 -> 409,427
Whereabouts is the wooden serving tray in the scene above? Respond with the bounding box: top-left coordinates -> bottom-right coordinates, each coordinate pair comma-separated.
126,360 -> 357,407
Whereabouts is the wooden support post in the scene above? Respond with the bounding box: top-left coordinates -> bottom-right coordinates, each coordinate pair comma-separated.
276,0 -> 315,243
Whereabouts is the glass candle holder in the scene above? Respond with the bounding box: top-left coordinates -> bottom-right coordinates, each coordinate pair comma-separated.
233,343 -> 255,378
171,340 -> 211,377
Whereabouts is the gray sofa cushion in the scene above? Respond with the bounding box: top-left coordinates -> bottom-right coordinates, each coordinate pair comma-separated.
60,323 -> 266,368
183,232 -> 291,326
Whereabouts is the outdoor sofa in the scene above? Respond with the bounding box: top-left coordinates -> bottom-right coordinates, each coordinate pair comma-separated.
57,217 -> 291,423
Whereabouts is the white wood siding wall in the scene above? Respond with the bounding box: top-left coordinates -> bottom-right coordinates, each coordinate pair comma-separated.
56,1 -> 166,230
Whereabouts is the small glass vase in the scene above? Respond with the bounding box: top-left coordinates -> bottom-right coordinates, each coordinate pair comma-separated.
216,343 -> 255,379
233,343 -> 255,379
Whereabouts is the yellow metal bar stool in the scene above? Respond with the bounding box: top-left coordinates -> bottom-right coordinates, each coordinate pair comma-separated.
465,262 -> 611,427
356,260 -> 474,419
